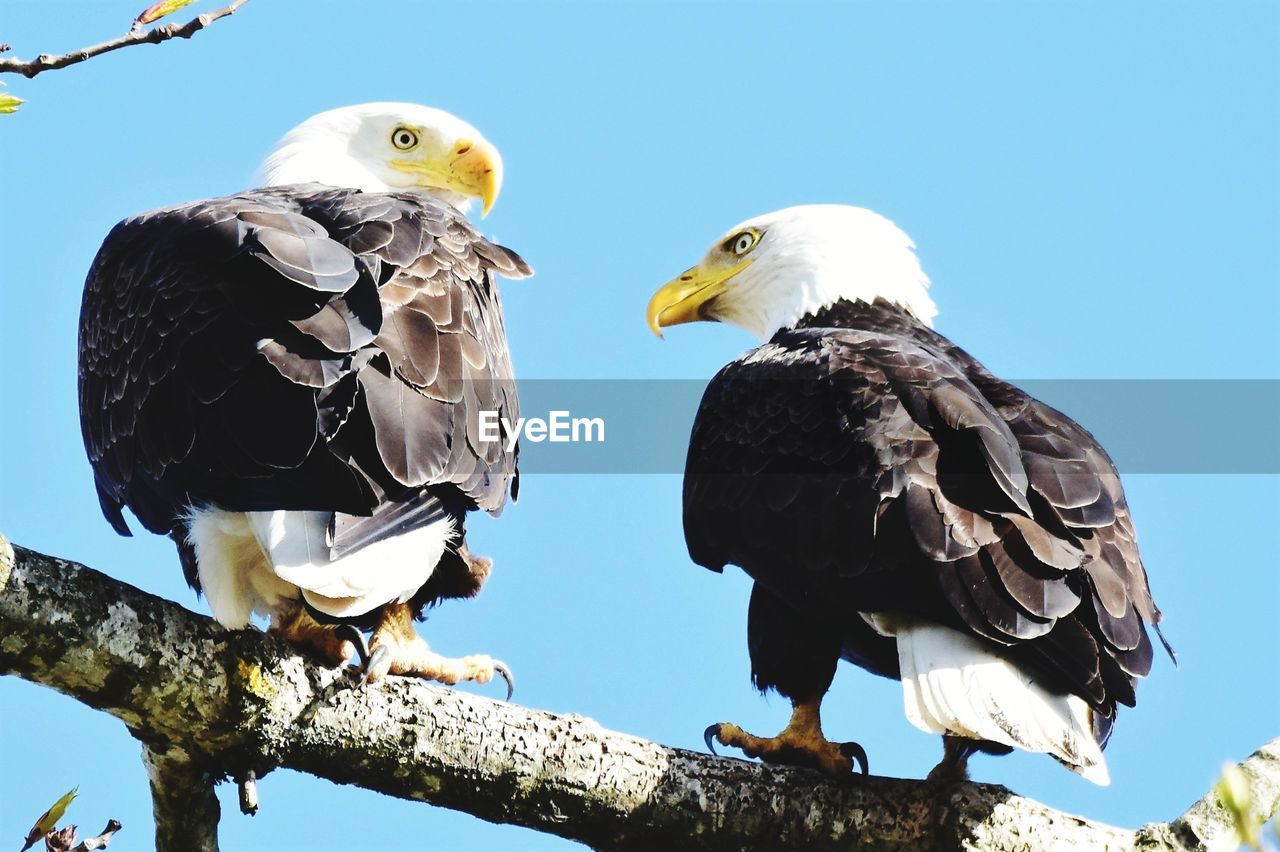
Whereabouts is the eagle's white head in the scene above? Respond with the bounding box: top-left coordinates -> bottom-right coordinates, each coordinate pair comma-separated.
260,102 -> 502,216
647,205 -> 936,341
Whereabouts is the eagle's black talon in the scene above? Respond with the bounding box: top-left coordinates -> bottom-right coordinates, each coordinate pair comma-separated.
840,741 -> 869,776
335,624 -> 371,669
703,724 -> 722,756
362,644 -> 393,684
493,661 -> 515,701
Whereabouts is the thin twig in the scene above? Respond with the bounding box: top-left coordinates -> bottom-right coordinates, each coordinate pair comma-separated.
72,820 -> 122,852
0,0 -> 249,80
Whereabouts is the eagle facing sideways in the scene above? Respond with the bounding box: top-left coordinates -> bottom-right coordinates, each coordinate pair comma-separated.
79,103 -> 531,689
647,205 -> 1172,783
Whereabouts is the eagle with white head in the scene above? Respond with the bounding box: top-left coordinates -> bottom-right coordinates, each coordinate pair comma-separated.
79,103 -> 530,690
648,204 -> 1171,783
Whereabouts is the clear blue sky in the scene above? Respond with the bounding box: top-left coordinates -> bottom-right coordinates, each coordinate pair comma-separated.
2,2 -> 1277,849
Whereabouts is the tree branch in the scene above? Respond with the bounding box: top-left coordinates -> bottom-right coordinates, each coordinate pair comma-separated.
0,1 -> 249,80
142,745 -> 220,852
0,534 -> 1275,851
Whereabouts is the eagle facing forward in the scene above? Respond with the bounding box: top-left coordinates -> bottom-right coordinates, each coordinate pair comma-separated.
79,104 -> 531,689
648,205 -> 1171,783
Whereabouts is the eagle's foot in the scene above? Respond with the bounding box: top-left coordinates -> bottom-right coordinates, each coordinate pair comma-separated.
363,603 -> 514,699
704,698 -> 868,778
925,735 -> 982,785
269,604 -> 355,667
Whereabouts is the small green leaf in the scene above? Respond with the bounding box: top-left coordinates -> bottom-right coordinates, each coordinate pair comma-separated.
0,83 -> 22,115
136,0 -> 199,25
19,787 -> 77,852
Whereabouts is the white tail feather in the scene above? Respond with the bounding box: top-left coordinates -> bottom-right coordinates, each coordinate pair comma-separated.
246,510 -> 452,619
866,614 -> 1110,785
186,506 -> 452,625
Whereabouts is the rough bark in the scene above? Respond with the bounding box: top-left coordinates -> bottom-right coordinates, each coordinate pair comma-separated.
0,535 -> 1275,852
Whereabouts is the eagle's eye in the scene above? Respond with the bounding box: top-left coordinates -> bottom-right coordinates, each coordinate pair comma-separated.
726,231 -> 760,257
391,127 -> 420,151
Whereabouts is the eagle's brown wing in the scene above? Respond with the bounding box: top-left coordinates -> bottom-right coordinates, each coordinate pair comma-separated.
79,184 -> 530,579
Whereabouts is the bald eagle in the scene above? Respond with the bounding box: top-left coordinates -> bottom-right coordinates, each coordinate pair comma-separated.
79,103 -> 530,689
647,205 -> 1171,783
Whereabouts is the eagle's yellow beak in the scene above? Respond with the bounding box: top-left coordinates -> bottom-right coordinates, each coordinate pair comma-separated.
391,137 -> 503,217
646,258 -> 753,337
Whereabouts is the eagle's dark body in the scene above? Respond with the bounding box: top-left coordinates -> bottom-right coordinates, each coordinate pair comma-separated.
684,298 -> 1168,748
78,184 -> 530,617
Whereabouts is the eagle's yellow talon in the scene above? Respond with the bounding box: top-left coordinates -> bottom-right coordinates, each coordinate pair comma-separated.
363,603 -> 513,699
269,603 -> 353,667
705,698 -> 867,778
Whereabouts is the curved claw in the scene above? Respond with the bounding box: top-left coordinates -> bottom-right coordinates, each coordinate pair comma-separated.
493,661 -> 515,701
703,723 -> 722,756
335,625 -> 371,669
840,741 -> 870,776
362,643 -> 394,685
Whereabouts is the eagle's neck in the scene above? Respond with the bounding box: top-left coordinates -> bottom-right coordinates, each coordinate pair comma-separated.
773,298 -> 947,350
715,211 -> 937,341
261,133 -> 387,192
788,297 -> 937,338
